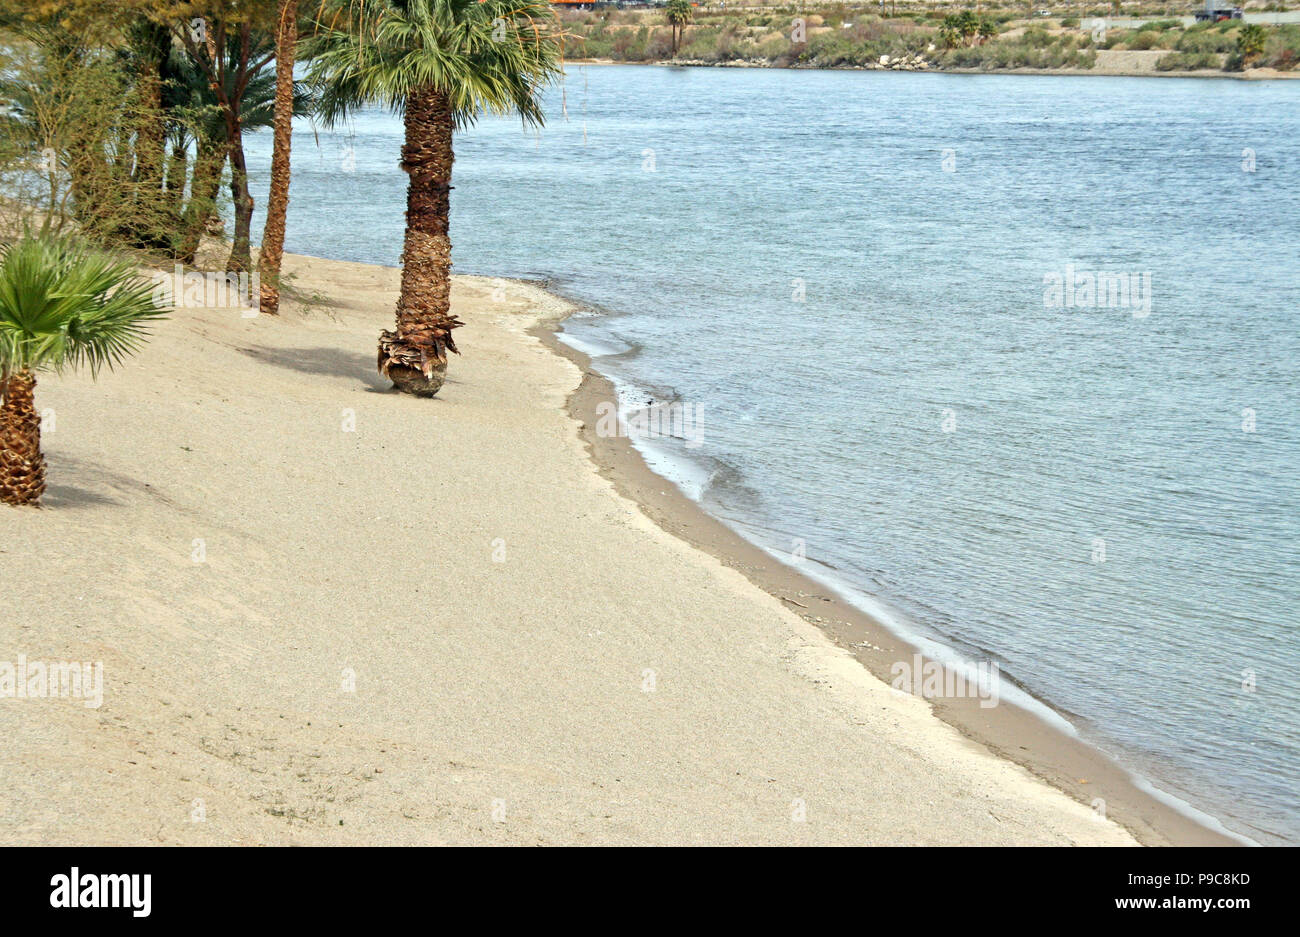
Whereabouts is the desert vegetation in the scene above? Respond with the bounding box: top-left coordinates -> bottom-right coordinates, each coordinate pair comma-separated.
560,3 -> 1300,73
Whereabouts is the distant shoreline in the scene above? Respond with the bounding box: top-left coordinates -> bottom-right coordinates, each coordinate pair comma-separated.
568,57 -> 1300,79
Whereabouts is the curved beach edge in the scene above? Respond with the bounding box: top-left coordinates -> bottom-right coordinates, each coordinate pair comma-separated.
523,280 -> 1246,848
0,252 -> 1232,845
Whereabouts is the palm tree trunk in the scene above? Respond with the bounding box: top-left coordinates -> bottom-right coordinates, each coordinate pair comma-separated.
226,136 -> 254,273
377,85 -> 462,397
257,0 -> 298,316
0,370 -> 47,507
180,137 -> 225,264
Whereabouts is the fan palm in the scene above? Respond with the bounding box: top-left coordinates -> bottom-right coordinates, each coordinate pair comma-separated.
166,36 -> 316,265
306,0 -> 564,396
665,0 -> 693,56
0,237 -> 165,507
956,11 -> 979,46
1237,24 -> 1266,64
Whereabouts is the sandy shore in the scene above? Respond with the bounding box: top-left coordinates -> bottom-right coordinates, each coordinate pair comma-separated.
540,312 -> 1241,848
0,251 -> 1150,845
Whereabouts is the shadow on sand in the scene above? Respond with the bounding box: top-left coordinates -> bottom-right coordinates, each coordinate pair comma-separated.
40,484 -> 121,510
236,344 -> 391,392
39,457 -> 163,511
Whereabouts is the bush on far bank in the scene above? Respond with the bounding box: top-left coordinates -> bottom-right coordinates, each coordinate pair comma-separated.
557,7 -> 1298,75
1156,51 -> 1223,71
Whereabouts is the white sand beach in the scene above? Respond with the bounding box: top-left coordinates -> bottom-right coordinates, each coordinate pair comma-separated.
0,252 -> 1136,845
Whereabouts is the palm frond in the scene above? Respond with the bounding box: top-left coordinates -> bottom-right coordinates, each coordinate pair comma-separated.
305,0 -> 564,129
0,237 -> 167,379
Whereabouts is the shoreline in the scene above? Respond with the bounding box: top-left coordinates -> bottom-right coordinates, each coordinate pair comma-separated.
569,58 -> 1299,80
1,251 -> 1148,844
525,284 -> 1245,847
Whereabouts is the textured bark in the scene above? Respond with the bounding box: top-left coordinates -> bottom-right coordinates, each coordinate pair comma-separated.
0,371 -> 47,507
257,0 -> 298,316
377,329 -> 448,397
179,137 -> 225,264
377,86 -> 462,397
397,86 -> 454,336
219,22 -> 256,274
226,137 -> 254,273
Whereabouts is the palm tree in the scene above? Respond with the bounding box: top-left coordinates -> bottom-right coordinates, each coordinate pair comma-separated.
176,16 -> 280,275
665,0 -> 693,57
306,0 -> 564,397
162,44 -> 228,262
166,35 -> 315,265
258,0 -> 301,316
955,11 -> 979,47
0,237 -> 165,507
939,21 -> 961,50
1237,24 -> 1267,65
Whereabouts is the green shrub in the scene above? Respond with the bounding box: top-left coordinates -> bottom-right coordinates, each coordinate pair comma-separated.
1023,27 -> 1054,48
1156,51 -> 1222,70
1097,29 -> 1129,50
1130,31 -> 1167,51
939,38 -> 1095,71
757,33 -> 790,60
1176,30 -> 1239,54
1263,23 -> 1300,68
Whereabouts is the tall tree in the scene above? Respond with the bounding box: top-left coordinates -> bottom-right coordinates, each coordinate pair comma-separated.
174,4 -> 278,273
665,0 -> 692,57
126,19 -> 171,200
306,0 -> 563,396
1,3 -> 181,249
256,0 -> 299,315
1237,24 -> 1267,65
166,29 -> 311,264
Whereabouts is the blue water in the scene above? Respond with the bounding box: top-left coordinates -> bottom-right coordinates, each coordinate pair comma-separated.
243,65 -> 1300,845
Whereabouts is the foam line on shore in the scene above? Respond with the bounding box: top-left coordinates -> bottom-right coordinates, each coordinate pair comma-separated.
532,281 -> 1245,847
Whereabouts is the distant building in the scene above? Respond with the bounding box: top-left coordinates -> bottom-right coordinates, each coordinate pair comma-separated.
1193,0 -> 1244,21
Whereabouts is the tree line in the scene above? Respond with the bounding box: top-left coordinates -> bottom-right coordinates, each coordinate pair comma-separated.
1,0 -> 566,505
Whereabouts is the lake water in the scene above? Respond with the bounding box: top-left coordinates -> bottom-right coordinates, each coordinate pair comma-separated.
243,65 -> 1300,845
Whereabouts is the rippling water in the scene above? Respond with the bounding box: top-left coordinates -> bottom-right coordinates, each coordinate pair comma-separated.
244,65 -> 1300,844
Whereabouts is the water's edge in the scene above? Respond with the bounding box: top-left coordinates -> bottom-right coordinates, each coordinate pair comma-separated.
574,59 -> 1300,81
519,279 -> 1250,848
